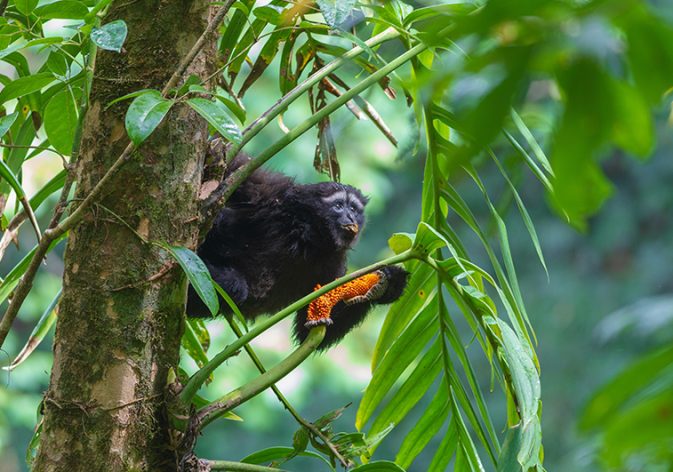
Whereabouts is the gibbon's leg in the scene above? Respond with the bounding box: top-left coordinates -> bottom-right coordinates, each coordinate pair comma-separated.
187,264 -> 249,317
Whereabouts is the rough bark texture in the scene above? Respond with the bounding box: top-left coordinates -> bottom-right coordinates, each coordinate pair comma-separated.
34,1 -> 213,470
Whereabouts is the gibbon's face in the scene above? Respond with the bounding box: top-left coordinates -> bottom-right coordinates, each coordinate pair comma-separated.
320,185 -> 368,250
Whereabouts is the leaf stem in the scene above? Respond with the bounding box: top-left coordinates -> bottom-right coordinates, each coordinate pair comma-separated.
179,250 -> 413,404
227,318 -> 351,469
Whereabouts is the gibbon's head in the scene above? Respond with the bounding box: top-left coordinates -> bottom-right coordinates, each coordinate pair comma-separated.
307,182 -> 369,250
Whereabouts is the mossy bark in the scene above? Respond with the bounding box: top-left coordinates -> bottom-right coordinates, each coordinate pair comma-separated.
33,2 -> 213,470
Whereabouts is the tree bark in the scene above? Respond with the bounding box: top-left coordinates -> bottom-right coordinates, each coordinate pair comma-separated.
34,1 -> 213,470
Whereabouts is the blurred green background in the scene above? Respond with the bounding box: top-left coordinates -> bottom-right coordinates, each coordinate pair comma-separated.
2,5 -> 673,471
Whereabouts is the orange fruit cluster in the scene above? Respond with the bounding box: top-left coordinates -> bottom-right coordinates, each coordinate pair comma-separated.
306,272 -> 381,324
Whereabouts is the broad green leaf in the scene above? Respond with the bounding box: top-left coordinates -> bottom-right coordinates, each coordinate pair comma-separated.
395,383 -> 451,469
44,88 -> 79,155
350,462 -> 406,472
91,20 -> 128,52
3,290 -> 60,371
316,0 -> 356,29
125,91 -> 174,145
160,244 -> 218,316
357,298 -> 438,429
0,73 -> 54,105
35,0 -> 89,19
611,78 -> 654,158
15,0 -> 38,15
0,111 -> 18,138
187,98 -> 242,144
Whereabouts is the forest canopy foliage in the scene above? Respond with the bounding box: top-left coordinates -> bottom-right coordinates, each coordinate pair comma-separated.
0,0 -> 672,471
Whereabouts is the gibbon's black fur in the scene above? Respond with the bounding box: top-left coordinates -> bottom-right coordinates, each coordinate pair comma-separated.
186,154 -> 408,350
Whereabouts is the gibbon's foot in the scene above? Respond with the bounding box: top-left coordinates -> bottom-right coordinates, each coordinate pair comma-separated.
304,317 -> 334,328
343,270 -> 388,305
304,272 -> 383,328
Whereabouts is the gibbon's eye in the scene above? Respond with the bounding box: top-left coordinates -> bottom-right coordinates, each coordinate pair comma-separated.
335,202 -> 344,210
350,205 -> 357,212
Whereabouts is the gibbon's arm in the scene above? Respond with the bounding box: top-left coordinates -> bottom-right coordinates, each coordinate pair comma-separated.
293,265 -> 408,350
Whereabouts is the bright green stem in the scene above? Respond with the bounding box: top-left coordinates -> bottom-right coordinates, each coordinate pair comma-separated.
220,41 -> 429,202
197,325 -> 326,430
205,460 -> 288,472
179,250 -> 414,404
228,26 -> 401,160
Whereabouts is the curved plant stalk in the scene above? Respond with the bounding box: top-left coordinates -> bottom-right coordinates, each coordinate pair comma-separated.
179,249 -> 414,405
195,325 -> 327,431
226,318 -> 351,469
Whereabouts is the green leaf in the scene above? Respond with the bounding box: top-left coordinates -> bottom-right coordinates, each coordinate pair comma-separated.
15,0 -> 38,15
427,417 -> 459,472
3,290 -> 60,371
28,169 -> 66,210
368,339 -> 443,442
350,461 -> 406,472
387,232 -> 413,255
91,20 -> 128,52
0,73 -> 54,105
0,111 -> 18,138
413,222 -> 449,256
395,382 -> 451,469
187,97 -> 242,143
44,88 -> 79,155
105,89 -> 155,109
125,91 -> 173,145
0,233 -> 68,305
357,298 -> 438,429
241,446 -> 335,471
0,153 -> 26,198
316,0 -> 356,29
181,319 -> 210,368
580,345 -> 673,431
160,244 -> 219,316
372,264 -> 435,370
35,0 -> 89,19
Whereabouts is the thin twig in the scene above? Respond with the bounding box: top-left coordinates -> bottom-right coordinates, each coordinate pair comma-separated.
0,142 -> 68,161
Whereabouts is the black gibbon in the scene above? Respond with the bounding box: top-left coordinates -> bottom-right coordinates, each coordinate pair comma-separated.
186,154 -> 408,349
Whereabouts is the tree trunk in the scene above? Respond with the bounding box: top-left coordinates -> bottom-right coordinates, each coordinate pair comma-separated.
34,2 -> 213,470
